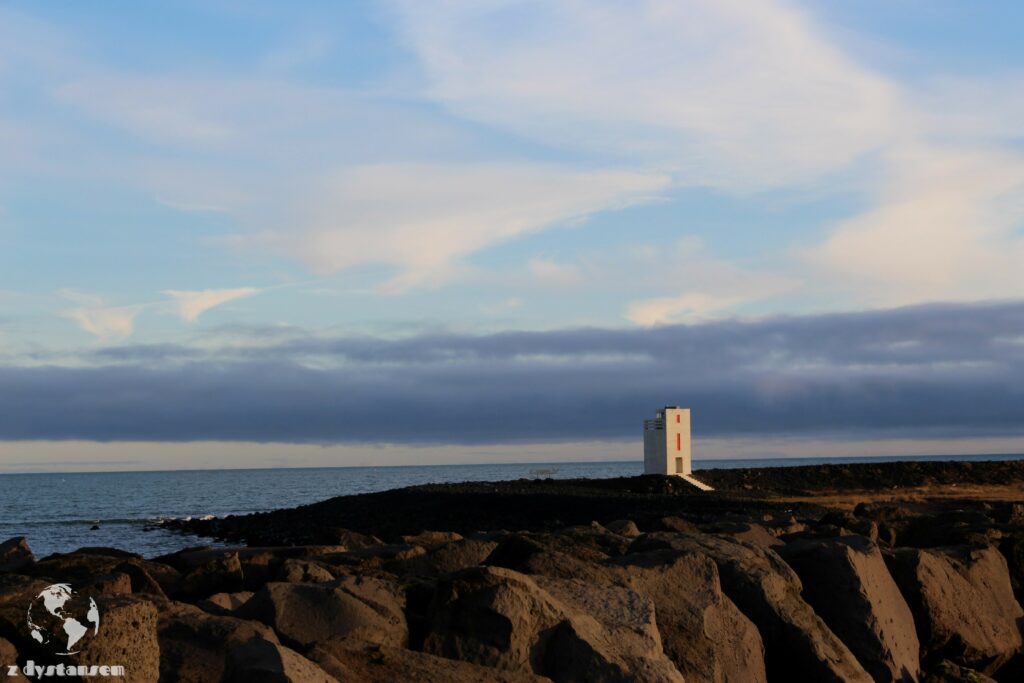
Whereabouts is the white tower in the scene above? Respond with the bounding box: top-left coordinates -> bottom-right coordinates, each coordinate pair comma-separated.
643,406 -> 691,475
643,406 -> 713,490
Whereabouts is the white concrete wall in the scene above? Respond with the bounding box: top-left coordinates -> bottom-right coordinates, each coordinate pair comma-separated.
643,407 -> 691,476
664,407 -> 692,475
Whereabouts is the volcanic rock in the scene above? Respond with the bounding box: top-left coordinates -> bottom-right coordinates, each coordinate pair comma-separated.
423,565 -> 684,682
0,538 -> 35,573
223,636 -> 336,683
632,532 -> 873,682
310,639 -> 551,682
179,551 -> 244,599
237,576 -> 407,649
77,595 -> 159,683
885,545 -> 1023,673
779,535 -> 920,682
157,602 -> 281,683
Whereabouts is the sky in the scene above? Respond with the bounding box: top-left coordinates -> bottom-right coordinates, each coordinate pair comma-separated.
2,1 -> 1024,471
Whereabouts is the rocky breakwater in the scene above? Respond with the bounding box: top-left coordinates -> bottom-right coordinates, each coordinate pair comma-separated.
0,462 -> 1020,681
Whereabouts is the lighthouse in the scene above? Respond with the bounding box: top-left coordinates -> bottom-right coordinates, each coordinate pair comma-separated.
643,406 -> 713,490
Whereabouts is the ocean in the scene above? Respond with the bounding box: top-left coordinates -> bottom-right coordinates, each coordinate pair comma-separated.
1,453 -> 1021,559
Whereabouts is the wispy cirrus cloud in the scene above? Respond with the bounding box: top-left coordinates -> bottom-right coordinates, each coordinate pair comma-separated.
245,163 -> 669,290
60,291 -> 144,342
386,0 -> 1024,312
164,288 -> 261,323
386,0 -> 901,188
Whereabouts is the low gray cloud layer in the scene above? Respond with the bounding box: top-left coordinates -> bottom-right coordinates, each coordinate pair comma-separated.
4,301 -> 1024,443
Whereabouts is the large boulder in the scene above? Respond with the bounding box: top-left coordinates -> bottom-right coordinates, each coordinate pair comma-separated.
702,522 -> 784,549
401,530 -> 465,549
424,565 -> 684,682
26,550 -> 176,599
490,535 -> 767,682
224,637 -> 337,683
921,659 -> 997,683
608,550 -> 767,683
158,546 -> 348,590
485,534 -> 606,582
534,575 -> 685,682
179,552 -> 245,599
0,574 -> 57,656
632,532 -> 873,682
604,520 -> 641,538
196,591 -> 254,616
157,601 -> 281,683
0,538 -> 35,573
999,531 -> 1024,605
276,559 -> 336,584
393,539 -> 498,578
76,595 -> 160,683
237,576 -> 407,649
885,545 -> 1023,674
0,637 -> 25,681
310,639 -> 551,682
780,536 -> 920,682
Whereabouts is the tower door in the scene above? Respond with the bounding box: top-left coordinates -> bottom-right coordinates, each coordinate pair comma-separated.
675,457 -> 683,474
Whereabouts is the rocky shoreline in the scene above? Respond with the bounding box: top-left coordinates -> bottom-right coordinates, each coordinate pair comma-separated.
0,459 -> 1021,681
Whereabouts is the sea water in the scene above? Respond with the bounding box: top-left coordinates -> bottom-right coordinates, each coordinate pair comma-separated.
0,453 -> 1020,558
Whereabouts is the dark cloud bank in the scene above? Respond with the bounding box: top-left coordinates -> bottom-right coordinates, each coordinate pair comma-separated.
5,301 -> 1024,443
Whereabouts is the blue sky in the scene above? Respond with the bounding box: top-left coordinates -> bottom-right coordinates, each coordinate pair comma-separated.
2,1 -> 1024,469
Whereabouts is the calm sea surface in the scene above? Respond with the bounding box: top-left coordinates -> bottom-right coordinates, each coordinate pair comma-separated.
1,453 -> 1021,558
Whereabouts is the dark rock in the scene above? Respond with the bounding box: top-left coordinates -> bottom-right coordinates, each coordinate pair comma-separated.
900,509 -> 1001,548
0,538 -> 35,573
632,532 -> 873,682
779,535 -> 920,682
158,546 -> 348,590
651,516 -> 701,534
224,636 -> 336,683
702,522 -> 784,548
485,534 -> 604,582
26,551 -> 178,599
237,577 -> 407,649
608,549 -> 767,683
555,521 -> 633,557
998,531 -> 1024,605
0,574 -> 60,656
604,519 -> 641,537
424,565 -> 684,681
157,601 -> 281,683
77,571 -> 133,597
179,551 -> 245,599
885,545 -> 1023,673
77,595 -> 159,683
392,539 -> 498,578
490,534 -> 766,682
310,639 -> 549,682
921,659 -> 997,683
400,530 -> 464,549
534,574 -> 685,682
276,559 -> 336,584
0,635 -> 17,660
196,591 -> 254,616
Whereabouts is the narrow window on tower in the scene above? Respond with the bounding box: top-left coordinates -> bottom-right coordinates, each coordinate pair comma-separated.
676,414 -> 680,423
676,434 -> 681,451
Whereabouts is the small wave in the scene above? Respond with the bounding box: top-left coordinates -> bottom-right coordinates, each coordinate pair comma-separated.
4,518 -> 151,527
145,514 -> 215,524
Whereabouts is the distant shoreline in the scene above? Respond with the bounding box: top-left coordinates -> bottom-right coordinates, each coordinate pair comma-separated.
2,450 -> 1023,477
